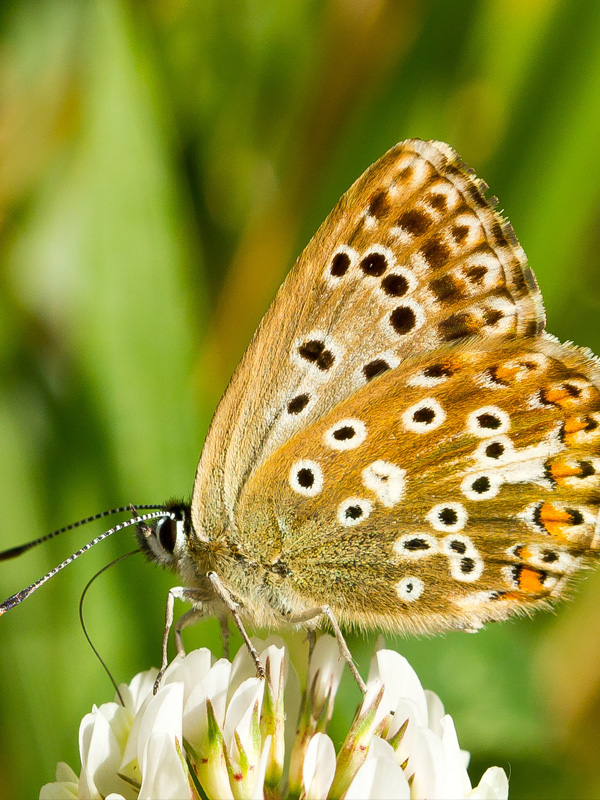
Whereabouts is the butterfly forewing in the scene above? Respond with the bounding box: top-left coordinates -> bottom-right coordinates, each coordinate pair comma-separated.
236,335 -> 600,633
193,139 -> 545,540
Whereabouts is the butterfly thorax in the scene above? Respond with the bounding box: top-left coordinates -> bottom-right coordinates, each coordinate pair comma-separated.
195,523 -> 308,628
133,494 -> 290,627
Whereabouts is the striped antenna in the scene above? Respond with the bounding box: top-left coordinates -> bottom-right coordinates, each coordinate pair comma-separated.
0,505 -> 165,561
0,510 -> 173,615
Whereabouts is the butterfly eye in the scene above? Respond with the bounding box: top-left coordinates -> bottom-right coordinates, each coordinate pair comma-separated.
156,505 -> 188,556
157,517 -> 178,554
135,502 -> 189,565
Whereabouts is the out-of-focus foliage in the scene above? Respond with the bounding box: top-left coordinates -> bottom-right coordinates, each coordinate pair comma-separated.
0,2 -> 599,798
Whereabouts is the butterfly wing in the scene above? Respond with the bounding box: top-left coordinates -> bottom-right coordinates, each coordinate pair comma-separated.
193,140 -> 545,539
235,336 -> 600,632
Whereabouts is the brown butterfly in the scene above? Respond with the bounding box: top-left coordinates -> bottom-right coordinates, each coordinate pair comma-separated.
3,140 -> 600,691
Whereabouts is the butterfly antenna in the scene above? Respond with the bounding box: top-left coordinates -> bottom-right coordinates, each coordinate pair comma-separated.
0,510 -> 173,615
79,549 -> 140,706
0,505 -> 165,562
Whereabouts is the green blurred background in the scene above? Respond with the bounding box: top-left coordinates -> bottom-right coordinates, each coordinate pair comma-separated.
0,1 -> 599,797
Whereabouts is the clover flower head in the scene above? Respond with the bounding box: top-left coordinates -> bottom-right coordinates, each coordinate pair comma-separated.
40,637 -> 508,800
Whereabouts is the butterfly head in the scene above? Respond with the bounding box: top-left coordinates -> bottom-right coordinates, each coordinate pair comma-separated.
136,499 -> 192,570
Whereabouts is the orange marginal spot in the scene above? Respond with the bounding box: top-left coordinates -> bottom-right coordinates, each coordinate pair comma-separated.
562,415 -> 599,445
519,545 -> 533,560
500,591 -> 522,602
517,566 -> 546,594
540,383 -> 582,407
492,364 -> 520,384
536,503 -> 570,539
563,417 -> 589,434
548,458 -> 590,482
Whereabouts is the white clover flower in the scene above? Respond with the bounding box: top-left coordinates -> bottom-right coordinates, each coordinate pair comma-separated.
40,637 -> 509,800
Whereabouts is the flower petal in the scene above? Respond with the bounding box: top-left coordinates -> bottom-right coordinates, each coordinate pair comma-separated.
302,733 -> 336,800
138,731 -> 190,800
183,658 -> 232,753
369,650 -> 428,726
468,766 -> 510,800
223,676 -> 264,753
425,689 -> 445,736
408,726 -> 447,799
308,635 -> 345,708
224,678 -> 264,798
164,648 -> 213,697
345,738 -> 410,800
117,669 -> 157,716
56,763 -> 78,784
249,734 -> 273,800
388,698 -> 421,763
39,786 -> 79,800
440,714 -> 472,797
136,681 -> 184,772
78,702 -> 132,800
39,763 -> 80,800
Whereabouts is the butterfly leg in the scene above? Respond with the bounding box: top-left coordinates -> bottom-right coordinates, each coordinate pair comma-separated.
154,586 -> 204,694
207,571 -> 266,680
290,605 -> 367,693
219,613 -> 231,659
174,607 -> 206,656
306,627 -> 316,662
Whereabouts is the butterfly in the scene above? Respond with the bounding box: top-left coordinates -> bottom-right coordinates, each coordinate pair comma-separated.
4,140 -> 600,691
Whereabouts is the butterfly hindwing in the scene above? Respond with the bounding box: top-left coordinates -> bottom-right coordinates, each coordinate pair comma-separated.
236,335 -> 600,633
